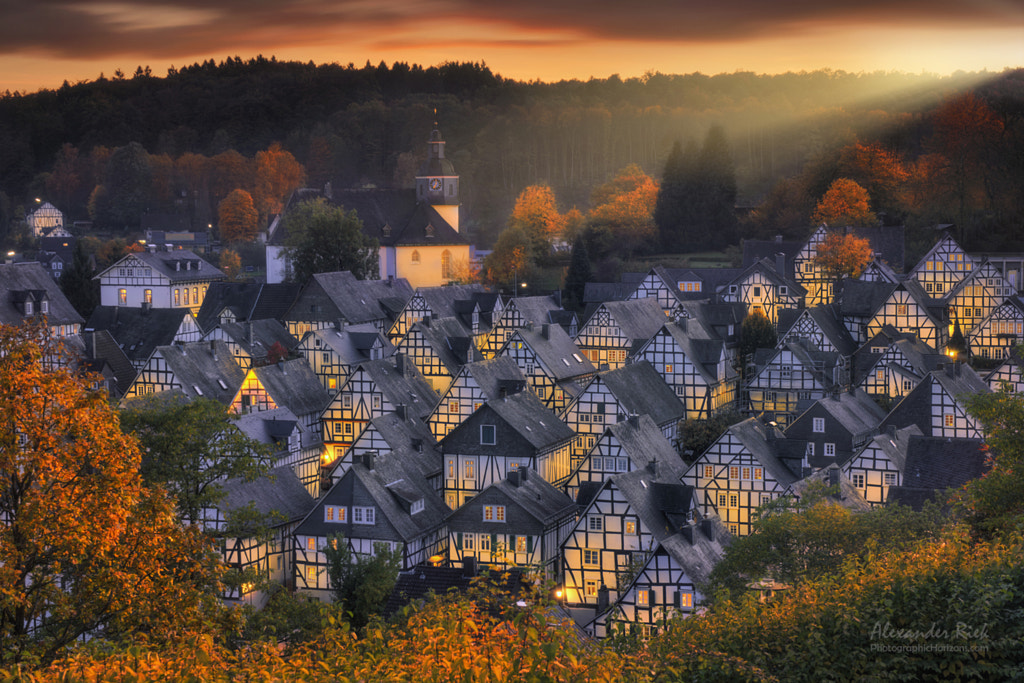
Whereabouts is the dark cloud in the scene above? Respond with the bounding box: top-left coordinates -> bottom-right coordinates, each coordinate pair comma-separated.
0,0 -> 1020,59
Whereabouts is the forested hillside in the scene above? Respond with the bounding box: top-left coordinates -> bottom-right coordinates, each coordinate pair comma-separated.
1,59 -> 1022,251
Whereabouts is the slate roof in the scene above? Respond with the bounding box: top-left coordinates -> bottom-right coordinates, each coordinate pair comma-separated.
852,330 -> 942,387
96,249 -> 224,283
639,521 -> 730,592
302,323 -> 395,365
583,281 -> 636,304
233,405 -> 320,458
741,236 -> 805,279
835,279 -> 896,318
298,271 -> 415,326
593,298 -> 668,343
861,424 -> 922,474
598,361 -> 685,427
899,435 -> 988,490
777,305 -> 858,357
356,356 -> 439,420
505,295 -> 563,327
195,282 -> 303,332
484,390 -> 576,451
250,358 -> 332,419
605,453 -> 695,544
415,284 -> 490,326
606,414 -> 685,470
0,261 -> 83,327
81,330 -> 137,396
145,340 -> 246,403
358,411 -> 443,480
797,389 -> 886,443
880,363 -> 990,436
848,225 -> 905,273
86,306 -> 196,366
726,257 -> 806,297
506,323 -> 595,381
786,465 -> 872,512
447,468 -> 575,533
722,418 -> 799,487
461,356 -> 528,399
217,464 -> 315,524
216,319 -> 299,359
656,322 -> 726,383
409,316 -> 482,372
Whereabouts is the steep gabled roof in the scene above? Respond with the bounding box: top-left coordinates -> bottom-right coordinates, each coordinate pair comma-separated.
880,363 -> 990,436
505,323 -> 595,381
408,316 -> 482,373
81,330 -> 137,395
302,271 -> 415,325
357,356 -> 439,420
594,298 -> 667,342
599,361 -> 685,426
302,323 -> 395,365
195,281 -> 303,332
86,306 -> 196,365
146,340 -> 245,404
0,261 -> 83,327
900,435 -> 988,490
96,249 -> 224,283
836,279 -> 897,318
250,358 -> 332,418
217,464 -> 314,525
777,305 -> 858,357
725,418 -> 799,487
606,415 -> 683,469
216,319 -> 299,358
461,356 -> 527,399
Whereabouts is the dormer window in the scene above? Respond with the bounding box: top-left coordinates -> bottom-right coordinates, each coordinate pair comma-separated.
40,300 -> 48,314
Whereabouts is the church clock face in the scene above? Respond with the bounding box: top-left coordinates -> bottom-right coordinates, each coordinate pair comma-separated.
429,178 -> 442,191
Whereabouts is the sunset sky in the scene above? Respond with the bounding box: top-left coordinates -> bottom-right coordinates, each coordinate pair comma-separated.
1,0 -> 1022,93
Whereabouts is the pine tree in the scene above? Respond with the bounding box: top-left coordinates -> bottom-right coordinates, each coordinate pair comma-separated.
563,237 -> 592,312
59,242 -> 99,318
654,140 -> 691,252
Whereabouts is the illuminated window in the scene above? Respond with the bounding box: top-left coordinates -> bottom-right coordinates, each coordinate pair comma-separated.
411,250 -> 421,264
637,588 -> 650,606
897,304 -> 908,316
625,518 -> 637,535
729,466 -> 739,479
665,364 -> 673,373
742,467 -> 751,480
484,505 -> 505,522
876,369 -> 885,381
174,289 -> 180,306
143,289 -> 152,304
585,580 -> 598,597
464,460 -> 475,479
192,287 -> 198,304
944,413 -> 955,427
441,250 -> 452,279
449,400 -> 460,413
118,289 -> 127,305
703,465 -> 714,478
306,537 -> 316,550
306,566 -> 316,582
183,288 -> 190,306
753,468 -> 763,480
677,592 -> 693,610
515,536 -> 527,553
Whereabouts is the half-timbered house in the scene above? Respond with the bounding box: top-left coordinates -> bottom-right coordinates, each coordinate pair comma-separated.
86,305 -> 202,369
122,340 -> 244,403
574,298 -> 666,370
562,414 -> 684,503
293,451 -> 449,599
447,468 -> 575,577
783,389 -> 885,469
439,389 -> 575,508
194,281 -> 302,334
498,322 -> 595,414
386,283 -> 492,343
295,323 -> 394,392
337,410 -> 443,493
985,347 -> 1024,393
632,320 -> 738,420
320,355 -> 437,466
0,262 -> 84,338
395,315 -> 482,394
841,425 -> 921,507
589,517 -> 728,639
745,340 -> 841,427
908,234 -> 974,299
879,362 -> 990,439
282,271 -> 413,338
776,305 -> 857,360
835,279 -> 898,345
95,247 -> 225,314
230,358 -> 331,435
561,455 -> 694,608
561,361 -> 684,469
233,406 -> 324,497
884,435 -> 988,508
863,280 -> 947,351
720,258 -> 804,325
480,295 -> 565,358
202,319 -> 298,371
681,417 -> 801,536
944,259 -> 1015,336
967,296 -> 1024,360
427,356 -> 526,439
201,465 -> 314,605
853,330 -> 942,401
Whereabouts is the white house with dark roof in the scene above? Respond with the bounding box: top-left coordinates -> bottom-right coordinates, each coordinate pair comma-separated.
480,294 -> 565,358
841,424 -> 921,506
497,322 -> 595,414
295,322 -> 394,393
574,298 -> 666,370
879,363 -> 990,440
783,389 -> 885,469
0,261 -> 84,339
96,247 -> 224,314
394,315 -> 482,394
427,356 -> 527,440
745,339 -> 842,427
202,319 -> 298,371
230,357 -> 331,435
122,340 -> 245,403
282,270 -> 413,338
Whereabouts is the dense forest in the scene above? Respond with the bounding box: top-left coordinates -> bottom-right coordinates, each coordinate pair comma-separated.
2,58 -> 1023,255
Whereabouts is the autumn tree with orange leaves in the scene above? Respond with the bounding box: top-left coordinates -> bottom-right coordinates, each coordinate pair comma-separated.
254,143 -> 306,221
507,185 -> 566,261
588,164 -> 659,257
811,178 -> 876,227
814,232 -> 873,282
0,323 -> 224,665
218,188 -> 259,243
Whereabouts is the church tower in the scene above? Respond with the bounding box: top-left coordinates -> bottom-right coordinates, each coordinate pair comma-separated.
415,124 -> 460,232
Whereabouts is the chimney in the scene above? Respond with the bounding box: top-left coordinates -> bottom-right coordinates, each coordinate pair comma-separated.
525,321 -> 534,332
701,518 -> 716,541
775,235 -> 783,243
412,438 -> 424,453
508,469 -> 521,487
210,340 -> 218,361
628,413 -> 639,427
463,555 -> 477,577
395,403 -> 407,420
680,525 -> 695,544
775,252 -> 785,276
828,468 -> 840,487
247,321 -> 254,347
422,314 -> 431,328
647,458 -> 658,477
278,360 -> 287,375
387,275 -> 394,287
520,467 -> 528,482
141,301 -> 151,313
597,585 -> 610,613
945,364 -> 955,378
887,424 -> 898,438
541,323 -> 549,340
362,451 -> 375,471
395,354 -> 405,376
336,319 -> 346,332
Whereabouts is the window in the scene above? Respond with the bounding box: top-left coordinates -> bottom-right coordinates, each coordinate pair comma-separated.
718,493 -> 727,508
118,288 -> 127,306
897,304 -> 908,316
372,395 -> 381,410
703,465 -> 714,478
617,458 -> 628,471
812,417 -> 825,433
479,535 -> 491,551
463,534 -> 475,551
343,422 -> 353,436
876,369 -> 886,381
464,460 -> 475,479
441,250 -> 452,279
353,507 -> 375,524
588,515 -> 603,532
483,505 -> 505,522
24,301 -> 32,315
806,442 -> 815,456
411,499 -> 424,515
411,250 -> 420,264
480,425 -> 496,445
192,287 -> 199,304
780,285 -> 788,296
944,413 -> 955,428
729,494 -> 738,508
324,506 -> 347,523
585,580 -> 598,597
753,468 -> 763,480
306,537 -> 316,550
592,456 -> 603,470
625,517 -> 638,535
729,285 -> 737,294
852,473 -> 865,488
884,472 -> 897,486
342,394 -> 352,409
306,566 -> 317,582
729,466 -> 739,479
676,591 -> 694,610
183,288 -> 190,306
174,289 -> 180,306
637,588 -> 650,606
753,286 -> 761,297
449,400 -> 460,414
144,289 -> 152,304
824,443 -> 836,457
902,379 -> 914,392
515,536 -> 527,553
40,300 -> 48,313
742,467 -> 751,480
583,549 -> 599,566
